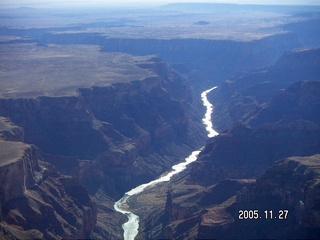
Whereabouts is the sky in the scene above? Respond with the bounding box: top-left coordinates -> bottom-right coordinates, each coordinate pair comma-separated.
1,0 -> 320,8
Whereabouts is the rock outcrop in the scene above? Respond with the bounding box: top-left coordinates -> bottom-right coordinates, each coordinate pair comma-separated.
0,117 -> 24,142
210,47 -> 320,131
146,154 -> 320,240
249,80 -> 320,127
190,48 -> 320,186
197,155 -> 320,239
146,47 -> 320,239
0,141 -> 41,203
0,56 -> 197,199
101,33 -> 301,76
0,138 -> 97,239
0,49 -> 205,239
190,123 -> 320,186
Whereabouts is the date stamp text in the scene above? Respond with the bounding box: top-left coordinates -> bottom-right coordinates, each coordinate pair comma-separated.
238,210 -> 289,220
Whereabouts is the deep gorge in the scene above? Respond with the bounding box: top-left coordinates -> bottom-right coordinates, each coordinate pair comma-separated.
1,6 -> 320,238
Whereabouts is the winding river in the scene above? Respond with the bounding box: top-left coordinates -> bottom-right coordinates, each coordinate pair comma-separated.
114,86 -> 218,240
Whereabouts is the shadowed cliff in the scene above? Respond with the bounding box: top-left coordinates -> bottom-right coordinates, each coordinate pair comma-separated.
188,48 -> 320,189
140,47 -> 320,239
209,47 -> 320,131
1,5 -> 319,239
0,53 -> 206,239
0,118 -> 97,240
197,155 -> 320,239
0,55 -> 200,198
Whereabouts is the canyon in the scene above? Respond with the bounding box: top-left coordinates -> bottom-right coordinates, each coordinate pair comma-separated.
0,3 -> 320,239
114,86 -> 218,240
0,49 -> 202,239
121,48 -> 320,240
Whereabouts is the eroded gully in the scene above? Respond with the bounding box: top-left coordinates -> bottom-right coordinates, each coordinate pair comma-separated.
114,86 -> 219,240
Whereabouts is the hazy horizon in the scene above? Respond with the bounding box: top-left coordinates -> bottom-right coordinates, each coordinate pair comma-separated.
1,0 -> 320,8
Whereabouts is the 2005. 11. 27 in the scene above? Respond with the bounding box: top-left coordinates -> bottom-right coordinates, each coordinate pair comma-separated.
238,210 -> 289,220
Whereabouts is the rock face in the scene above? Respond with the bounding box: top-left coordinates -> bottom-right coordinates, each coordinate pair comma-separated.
165,179 -> 254,240
210,48 -> 320,131
190,123 -> 320,186
197,155 -> 320,239
0,57 -> 195,199
0,136 -> 97,239
101,33 -> 301,76
0,53 -> 204,239
249,80 -> 320,127
0,96 -> 108,159
150,154 -> 320,240
0,117 -> 24,142
134,177 -> 254,240
191,48 -> 320,187
1,23 -> 303,87
148,47 -> 320,239
0,141 -> 41,203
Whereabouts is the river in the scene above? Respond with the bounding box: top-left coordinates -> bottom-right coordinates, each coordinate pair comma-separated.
114,86 -> 219,240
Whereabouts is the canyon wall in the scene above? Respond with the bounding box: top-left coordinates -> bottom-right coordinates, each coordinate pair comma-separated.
101,33 -> 301,74
0,58 -> 197,198
192,47 -> 320,186
0,56 -> 206,239
142,47 -> 320,239
210,47 -> 320,131
1,9 -> 319,239
197,155 -> 320,239
0,118 -> 97,240
1,26 -> 303,85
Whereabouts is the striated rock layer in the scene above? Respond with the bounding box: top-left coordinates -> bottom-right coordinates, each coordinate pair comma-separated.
141,154 -> 320,240
190,123 -> 320,186
0,117 -> 24,142
197,155 -> 320,239
0,53 -> 206,239
209,47 -> 320,131
0,13 -> 318,238
0,141 -> 41,203
139,47 -> 320,239
0,56 -> 199,198
0,125 -> 97,239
